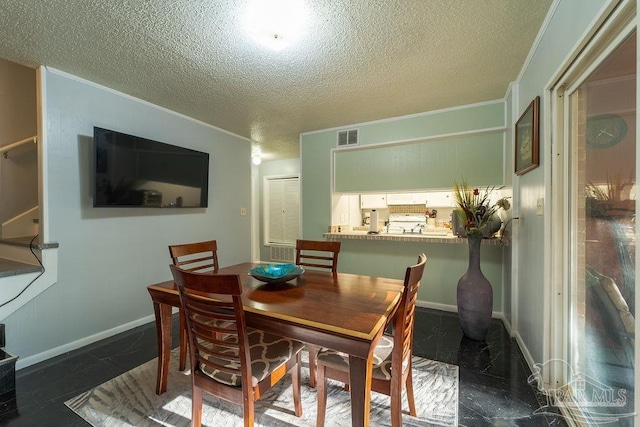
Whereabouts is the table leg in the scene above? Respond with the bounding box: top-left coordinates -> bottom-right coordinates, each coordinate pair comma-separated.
348,355 -> 372,427
178,309 -> 187,371
152,301 -> 173,395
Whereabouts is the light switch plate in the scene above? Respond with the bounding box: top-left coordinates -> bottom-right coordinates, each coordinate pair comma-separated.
240,207 -> 247,216
536,198 -> 544,216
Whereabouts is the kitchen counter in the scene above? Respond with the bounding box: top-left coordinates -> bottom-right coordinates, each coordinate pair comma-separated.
323,231 -> 509,246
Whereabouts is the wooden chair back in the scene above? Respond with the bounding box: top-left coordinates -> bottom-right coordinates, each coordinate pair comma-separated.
168,240 -> 219,273
315,253 -> 427,427
296,238 -> 341,387
392,253 -> 427,378
295,240 -> 341,273
294,239 -> 341,380
170,264 -> 250,384
169,264 -> 303,426
168,239 -> 219,371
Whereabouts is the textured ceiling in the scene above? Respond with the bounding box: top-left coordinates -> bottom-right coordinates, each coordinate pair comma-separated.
0,0 -> 552,160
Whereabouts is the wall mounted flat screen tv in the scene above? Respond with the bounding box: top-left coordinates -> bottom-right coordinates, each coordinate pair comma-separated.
93,127 -> 209,208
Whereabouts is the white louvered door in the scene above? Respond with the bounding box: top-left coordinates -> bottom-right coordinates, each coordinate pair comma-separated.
265,177 -> 300,245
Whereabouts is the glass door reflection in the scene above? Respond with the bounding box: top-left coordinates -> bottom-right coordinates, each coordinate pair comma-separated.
568,32 -> 635,424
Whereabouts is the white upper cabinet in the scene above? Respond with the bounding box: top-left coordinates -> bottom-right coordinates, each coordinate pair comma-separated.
386,192 -> 454,207
424,192 -> 454,207
360,194 -> 387,209
386,193 -> 427,205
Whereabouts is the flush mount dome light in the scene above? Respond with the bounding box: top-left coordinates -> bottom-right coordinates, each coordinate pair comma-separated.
244,0 -> 308,51
251,145 -> 262,165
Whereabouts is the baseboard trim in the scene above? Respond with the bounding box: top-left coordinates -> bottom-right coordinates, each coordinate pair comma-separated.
416,300 -> 504,320
15,312 -> 161,370
513,331 -> 536,380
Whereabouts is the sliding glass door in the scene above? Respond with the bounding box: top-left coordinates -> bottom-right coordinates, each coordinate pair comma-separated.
562,30 -> 636,425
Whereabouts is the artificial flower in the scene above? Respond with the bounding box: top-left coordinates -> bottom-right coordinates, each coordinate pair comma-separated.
453,179 -> 511,235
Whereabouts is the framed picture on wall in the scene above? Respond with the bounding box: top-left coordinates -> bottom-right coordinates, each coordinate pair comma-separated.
515,96 -> 540,175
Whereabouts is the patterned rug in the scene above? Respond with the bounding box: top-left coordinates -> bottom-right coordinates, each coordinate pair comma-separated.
66,348 -> 458,426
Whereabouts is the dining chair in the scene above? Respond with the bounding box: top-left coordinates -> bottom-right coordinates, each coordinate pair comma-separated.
169,264 -> 304,427
295,239 -> 341,387
315,253 -> 427,427
168,240 -> 219,273
168,240 -> 219,371
295,239 -> 341,273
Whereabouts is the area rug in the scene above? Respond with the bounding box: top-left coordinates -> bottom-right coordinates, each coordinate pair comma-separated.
66,348 -> 458,426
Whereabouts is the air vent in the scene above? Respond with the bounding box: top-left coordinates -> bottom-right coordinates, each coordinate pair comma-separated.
269,245 -> 295,263
337,129 -> 358,146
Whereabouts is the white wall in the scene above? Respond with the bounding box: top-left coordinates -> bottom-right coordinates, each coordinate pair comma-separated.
512,0 -> 610,365
4,68 -> 253,368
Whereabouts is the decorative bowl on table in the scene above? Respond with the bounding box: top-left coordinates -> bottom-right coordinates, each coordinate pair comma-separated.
248,263 -> 305,285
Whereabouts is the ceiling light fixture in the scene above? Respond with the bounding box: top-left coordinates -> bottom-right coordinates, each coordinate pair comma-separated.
244,0 -> 308,51
251,145 -> 263,165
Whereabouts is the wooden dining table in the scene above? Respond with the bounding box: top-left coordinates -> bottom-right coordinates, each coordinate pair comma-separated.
147,262 -> 405,427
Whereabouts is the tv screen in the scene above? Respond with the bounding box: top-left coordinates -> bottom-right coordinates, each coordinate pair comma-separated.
93,127 -> 209,208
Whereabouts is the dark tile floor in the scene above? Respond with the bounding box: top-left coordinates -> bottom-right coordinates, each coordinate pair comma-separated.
412,309 -> 568,426
0,307 -> 568,426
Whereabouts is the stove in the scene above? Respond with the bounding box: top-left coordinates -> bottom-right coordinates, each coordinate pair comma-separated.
387,213 -> 427,234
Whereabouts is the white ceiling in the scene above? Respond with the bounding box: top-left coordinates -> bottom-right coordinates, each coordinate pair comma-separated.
0,0 -> 552,160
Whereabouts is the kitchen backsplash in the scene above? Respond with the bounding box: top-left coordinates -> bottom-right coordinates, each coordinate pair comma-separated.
389,204 -> 431,214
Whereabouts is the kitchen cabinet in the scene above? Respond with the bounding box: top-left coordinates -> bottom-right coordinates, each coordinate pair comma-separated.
360,194 -> 387,209
424,192 -> 454,207
383,192 -> 454,206
386,193 -> 428,205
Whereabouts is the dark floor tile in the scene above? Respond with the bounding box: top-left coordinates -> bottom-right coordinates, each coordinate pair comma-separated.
458,368 -> 546,426
547,416 -> 571,426
433,313 -> 467,365
13,352 -> 110,416
5,398 -> 88,427
456,337 -> 494,372
412,311 -> 442,361
3,308 -> 573,426
0,391 -> 19,425
412,308 -> 562,426
86,326 -> 160,371
26,360 -> 124,405
16,350 -> 104,392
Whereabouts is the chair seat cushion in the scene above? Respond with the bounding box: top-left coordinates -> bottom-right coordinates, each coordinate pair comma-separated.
193,314 -> 233,330
316,334 -> 397,380
199,328 -> 304,387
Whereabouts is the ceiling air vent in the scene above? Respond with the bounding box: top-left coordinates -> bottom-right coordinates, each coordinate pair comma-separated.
337,129 -> 358,146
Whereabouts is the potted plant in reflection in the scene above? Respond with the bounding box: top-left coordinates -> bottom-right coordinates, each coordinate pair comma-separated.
585,170 -> 635,217
453,179 -> 510,341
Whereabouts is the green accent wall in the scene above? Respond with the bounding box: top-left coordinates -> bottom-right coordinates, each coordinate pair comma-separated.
337,240 -> 504,311
356,101 -> 505,145
301,132 -> 336,240
334,132 -> 503,192
300,101 -> 507,310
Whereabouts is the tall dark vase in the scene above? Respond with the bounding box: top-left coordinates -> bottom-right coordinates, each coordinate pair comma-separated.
457,233 -> 493,341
